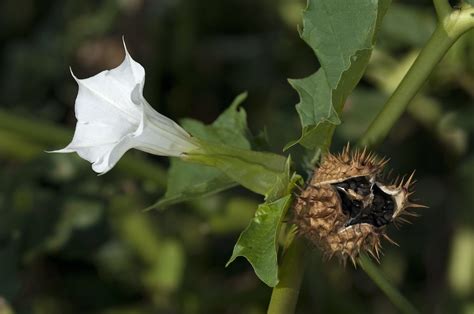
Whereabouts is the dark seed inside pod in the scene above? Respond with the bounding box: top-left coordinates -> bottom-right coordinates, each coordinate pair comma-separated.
333,177 -> 395,228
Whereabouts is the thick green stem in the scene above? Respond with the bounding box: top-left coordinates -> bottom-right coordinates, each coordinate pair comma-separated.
358,255 -> 419,314
433,0 -> 451,20
267,237 -> 307,314
359,6 -> 474,147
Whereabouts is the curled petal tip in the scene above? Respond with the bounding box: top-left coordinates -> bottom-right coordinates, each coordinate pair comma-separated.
92,161 -> 111,175
46,147 -> 74,154
69,67 -> 79,82
122,36 -> 129,55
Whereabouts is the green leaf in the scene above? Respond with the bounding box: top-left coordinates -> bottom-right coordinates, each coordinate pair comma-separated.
154,160 -> 237,208
182,92 -> 251,149
225,159 -> 302,286
226,195 -> 293,287
287,0 -> 391,151
153,92 -> 250,208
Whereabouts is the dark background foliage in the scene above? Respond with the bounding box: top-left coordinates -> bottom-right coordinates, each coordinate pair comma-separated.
0,0 -> 473,313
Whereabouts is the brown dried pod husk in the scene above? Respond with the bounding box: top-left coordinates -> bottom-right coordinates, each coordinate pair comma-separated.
293,144 -> 425,265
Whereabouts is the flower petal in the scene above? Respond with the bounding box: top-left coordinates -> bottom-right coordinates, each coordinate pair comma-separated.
90,136 -> 135,174
52,119 -> 135,173
54,41 -> 146,172
54,40 -> 198,174
72,41 -> 144,126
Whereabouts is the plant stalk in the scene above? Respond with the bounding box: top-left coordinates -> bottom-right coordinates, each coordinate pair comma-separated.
267,4 -> 474,314
358,255 -> 419,314
359,6 -> 474,147
267,237 -> 307,314
433,0 -> 451,20
355,5 -> 474,314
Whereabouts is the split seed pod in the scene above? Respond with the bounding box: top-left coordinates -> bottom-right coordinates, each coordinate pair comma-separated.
293,144 -> 424,265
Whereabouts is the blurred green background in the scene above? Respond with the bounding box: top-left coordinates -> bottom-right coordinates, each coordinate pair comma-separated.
0,0 -> 473,313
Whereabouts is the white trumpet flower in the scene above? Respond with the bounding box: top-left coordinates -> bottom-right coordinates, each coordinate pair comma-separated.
53,41 -> 199,174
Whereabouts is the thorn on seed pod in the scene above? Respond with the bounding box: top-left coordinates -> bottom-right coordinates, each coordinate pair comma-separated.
292,143 -> 425,265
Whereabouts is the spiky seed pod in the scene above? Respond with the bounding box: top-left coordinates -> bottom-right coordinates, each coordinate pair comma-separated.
293,144 -> 424,265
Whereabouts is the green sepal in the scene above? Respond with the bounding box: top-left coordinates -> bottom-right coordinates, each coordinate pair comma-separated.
185,141 -> 287,198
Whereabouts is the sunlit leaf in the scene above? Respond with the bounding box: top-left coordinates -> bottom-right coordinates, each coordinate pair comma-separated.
287,0 -> 391,151
226,195 -> 293,287
226,159 -> 302,287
